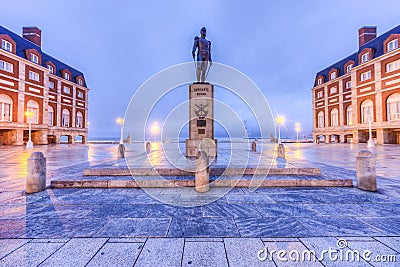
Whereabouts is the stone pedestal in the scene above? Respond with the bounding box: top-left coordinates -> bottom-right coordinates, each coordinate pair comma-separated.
118,144 -> 125,159
186,83 -> 217,157
277,144 -> 285,159
26,152 -> 46,194
195,151 -> 209,193
356,150 -> 377,191
251,141 -> 257,152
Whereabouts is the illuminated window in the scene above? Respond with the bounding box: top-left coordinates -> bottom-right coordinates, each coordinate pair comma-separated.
62,109 -> 70,127
361,99 -> 374,123
387,93 -> 400,121
0,94 -> 12,122
330,108 -> 338,127
26,100 -> 39,124
317,111 -> 324,128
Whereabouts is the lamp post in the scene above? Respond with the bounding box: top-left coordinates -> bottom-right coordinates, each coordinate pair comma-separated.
117,117 -> 124,144
151,121 -> 160,142
25,110 -> 34,149
295,122 -> 301,142
367,111 -> 375,148
276,116 -> 285,144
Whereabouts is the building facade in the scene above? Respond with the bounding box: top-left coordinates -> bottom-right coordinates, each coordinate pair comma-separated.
312,25 -> 400,144
0,26 -> 88,145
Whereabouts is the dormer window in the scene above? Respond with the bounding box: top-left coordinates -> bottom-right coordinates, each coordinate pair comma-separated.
47,65 -> 54,74
346,64 -> 353,73
388,39 -> 398,52
64,72 -> 70,80
317,78 -> 322,85
330,72 -> 337,80
30,53 -> 39,64
1,40 -> 12,52
78,79 -> 83,86
361,53 -> 370,63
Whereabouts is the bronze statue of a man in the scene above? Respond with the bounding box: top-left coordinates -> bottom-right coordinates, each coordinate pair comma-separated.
192,27 -> 212,82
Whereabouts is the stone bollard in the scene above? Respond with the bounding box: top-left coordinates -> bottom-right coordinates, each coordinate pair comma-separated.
251,141 -> 257,152
145,141 -> 151,153
356,150 -> 377,192
277,144 -> 285,159
118,144 -> 125,159
195,151 -> 209,193
26,152 -> 46,194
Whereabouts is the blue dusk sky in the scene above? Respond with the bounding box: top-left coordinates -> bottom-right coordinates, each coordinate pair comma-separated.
1,0 -> 399,139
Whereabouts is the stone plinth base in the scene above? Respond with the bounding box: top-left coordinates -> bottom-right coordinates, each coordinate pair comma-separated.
186,138 -> 217,158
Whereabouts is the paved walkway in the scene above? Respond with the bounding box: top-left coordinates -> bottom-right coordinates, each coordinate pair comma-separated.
0,142 -> 399,266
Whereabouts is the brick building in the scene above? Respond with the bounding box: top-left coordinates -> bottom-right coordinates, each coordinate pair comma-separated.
0,25 -> 88,145
312,25 -> 400,144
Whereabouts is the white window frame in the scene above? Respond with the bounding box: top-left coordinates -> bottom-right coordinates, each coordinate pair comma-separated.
345,81 -> 352,89
387,39 -> 398,52
63,86 -> 71,94
30,53 -> 39,64
47,65 -> 54,74
386,60 -> 400,73
346,64 -> 352,74
317,111 -> 324,128
49,81 -> 55,89
346,106 -> 353,125
1,39 -> 12,52
387,94 -> 400,121
361,100 -> 374,124
317,91 -> 323,98
330,87 -> 337,94
0,60 -> 13,73
78,79 -> 83,86
64,72 -> 70,80
48,106 -> 54,126
62,109 -> 70,127
330,72 -> 337,80
0,94 -> 13,122
29,71 -> 40,81
77,91 -> 84,98
360,71 -> 371,81
361,52 -> 370,63
317,78 -> 322,85
330,108 -> 339,127
76,111 -> 83,128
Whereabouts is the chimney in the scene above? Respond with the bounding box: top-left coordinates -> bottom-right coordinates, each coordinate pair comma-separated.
358,26 -> 377,47
22,26 -> 42,47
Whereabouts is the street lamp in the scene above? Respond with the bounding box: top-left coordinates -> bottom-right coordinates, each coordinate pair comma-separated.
25,110 -> 34,149
295,122 -> 301,142
367,111 -> 375,148
276,115 -> 285,144
117,117 -> 124,144
151,121 -> 160,141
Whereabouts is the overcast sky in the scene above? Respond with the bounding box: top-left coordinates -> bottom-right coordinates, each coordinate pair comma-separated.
1,0 -> 400,139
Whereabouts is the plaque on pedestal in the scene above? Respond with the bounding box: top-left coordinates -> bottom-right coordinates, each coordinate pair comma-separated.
186,83 -> 217,157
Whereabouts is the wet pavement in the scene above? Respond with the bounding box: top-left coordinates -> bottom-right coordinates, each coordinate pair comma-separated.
0,142 -> 399,266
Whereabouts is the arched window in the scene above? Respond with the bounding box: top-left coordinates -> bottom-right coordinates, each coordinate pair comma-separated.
76,111 -> 83,128
0,94 -> 12,122
361,99 -> 374,123
330,108 -> 339,127
346,106 -> 353,125
48,106 -> 54,126
26,100 -> 39,124
62,109 -> 70,127
317,111 -> 324,128
387,93 -> 400,121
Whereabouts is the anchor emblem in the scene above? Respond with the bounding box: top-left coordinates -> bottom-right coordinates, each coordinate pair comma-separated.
195,104 -> 208,117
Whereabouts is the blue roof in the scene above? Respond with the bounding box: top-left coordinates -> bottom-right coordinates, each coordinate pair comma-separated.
0,25 -> 86,87
314,24 -> 400,87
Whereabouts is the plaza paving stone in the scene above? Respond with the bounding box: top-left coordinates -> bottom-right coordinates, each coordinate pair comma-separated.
0,142 -> 399,265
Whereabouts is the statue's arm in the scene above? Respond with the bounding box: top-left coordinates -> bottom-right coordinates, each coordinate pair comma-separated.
192,36 -> 199,58
208,41 -> 212,62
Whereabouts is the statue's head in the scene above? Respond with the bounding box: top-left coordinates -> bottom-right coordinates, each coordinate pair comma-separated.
200,27 -> 207,36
